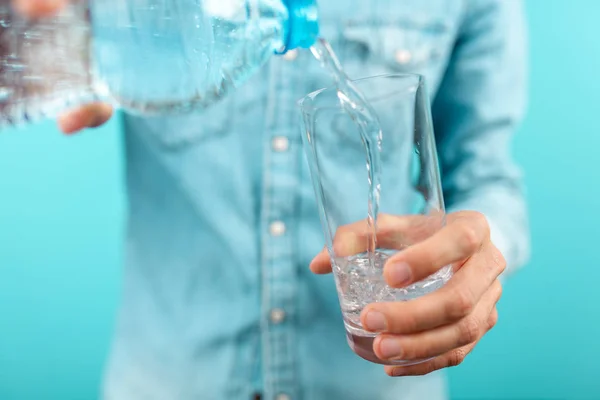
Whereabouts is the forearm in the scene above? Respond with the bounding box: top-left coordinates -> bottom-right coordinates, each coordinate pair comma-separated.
433,0 -> 530,277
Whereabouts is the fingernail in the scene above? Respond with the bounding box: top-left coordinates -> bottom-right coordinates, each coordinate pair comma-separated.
390,367 -> 405,377
388,262 -> 412,287
364,310 -> 387,332
379,338 -> 403,359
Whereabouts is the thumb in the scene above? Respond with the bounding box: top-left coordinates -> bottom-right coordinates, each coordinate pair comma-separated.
383,215 -> 486,287
58,103 -> 114,134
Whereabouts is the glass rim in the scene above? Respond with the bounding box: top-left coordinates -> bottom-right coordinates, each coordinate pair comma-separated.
297,72 -> 425,112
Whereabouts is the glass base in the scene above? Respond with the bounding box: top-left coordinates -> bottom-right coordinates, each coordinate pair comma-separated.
346,331 -> 432,366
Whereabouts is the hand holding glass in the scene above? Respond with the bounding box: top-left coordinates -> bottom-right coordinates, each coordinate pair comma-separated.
299,74 -> 452,365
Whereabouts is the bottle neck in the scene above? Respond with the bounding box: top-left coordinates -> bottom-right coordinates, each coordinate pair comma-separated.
278,0 -> 319,53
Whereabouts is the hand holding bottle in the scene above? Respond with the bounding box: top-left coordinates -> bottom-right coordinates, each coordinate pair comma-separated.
7,0 -> 318,133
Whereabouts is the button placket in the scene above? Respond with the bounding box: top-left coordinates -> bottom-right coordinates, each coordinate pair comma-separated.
260,56 -> 303,400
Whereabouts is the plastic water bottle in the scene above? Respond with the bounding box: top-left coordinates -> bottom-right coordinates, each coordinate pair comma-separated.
0,0 -> 319,126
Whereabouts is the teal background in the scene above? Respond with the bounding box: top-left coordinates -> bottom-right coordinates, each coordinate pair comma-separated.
1,1 -> 599,399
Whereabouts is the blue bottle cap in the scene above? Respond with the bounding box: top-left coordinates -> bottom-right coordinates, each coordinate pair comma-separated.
277,0 -> 319,53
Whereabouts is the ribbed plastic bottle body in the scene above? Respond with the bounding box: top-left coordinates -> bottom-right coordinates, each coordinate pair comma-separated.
0,0 -> 290,127
0,2 -> 97,126
90,0 -> 288,114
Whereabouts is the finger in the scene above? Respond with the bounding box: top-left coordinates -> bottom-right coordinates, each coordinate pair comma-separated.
488,307 -> 499,330
372,280 -> 502,361
361,250 -> 505,334
331,214 -> 442,257
384,343 -> 475,377
12,0 -> 67,18
309,213 -> 444,275
331,221 -> 367,258
375,213 -> 444,249
309,214 -> 402,274
58,103 -> 113,134
308,219 -> 369,275
383,212 -> 490,288
309,247 -> 331,274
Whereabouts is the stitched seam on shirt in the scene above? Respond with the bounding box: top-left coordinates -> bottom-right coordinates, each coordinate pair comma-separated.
259,58 -> 278,399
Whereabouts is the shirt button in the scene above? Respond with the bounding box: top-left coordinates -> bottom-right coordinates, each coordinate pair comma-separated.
282,49 -> 298,61
394,49 -> 412,65
276,394 -> 290,400
269,221 -> 286,236
272,136 -> 289,152
270,308 -> 286,324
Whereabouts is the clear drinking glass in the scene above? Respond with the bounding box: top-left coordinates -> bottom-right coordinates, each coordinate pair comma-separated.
299,73 -> 453,365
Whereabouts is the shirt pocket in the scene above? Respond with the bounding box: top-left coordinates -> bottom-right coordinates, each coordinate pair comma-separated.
130,94 -> 235,150
132,63 -> 270,151
337,14 -> 454,89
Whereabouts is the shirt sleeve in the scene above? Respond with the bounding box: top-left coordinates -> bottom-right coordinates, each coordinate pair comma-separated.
432,0 -> 530,276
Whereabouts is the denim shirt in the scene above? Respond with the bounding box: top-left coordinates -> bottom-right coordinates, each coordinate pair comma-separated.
102,1 -> 529,399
